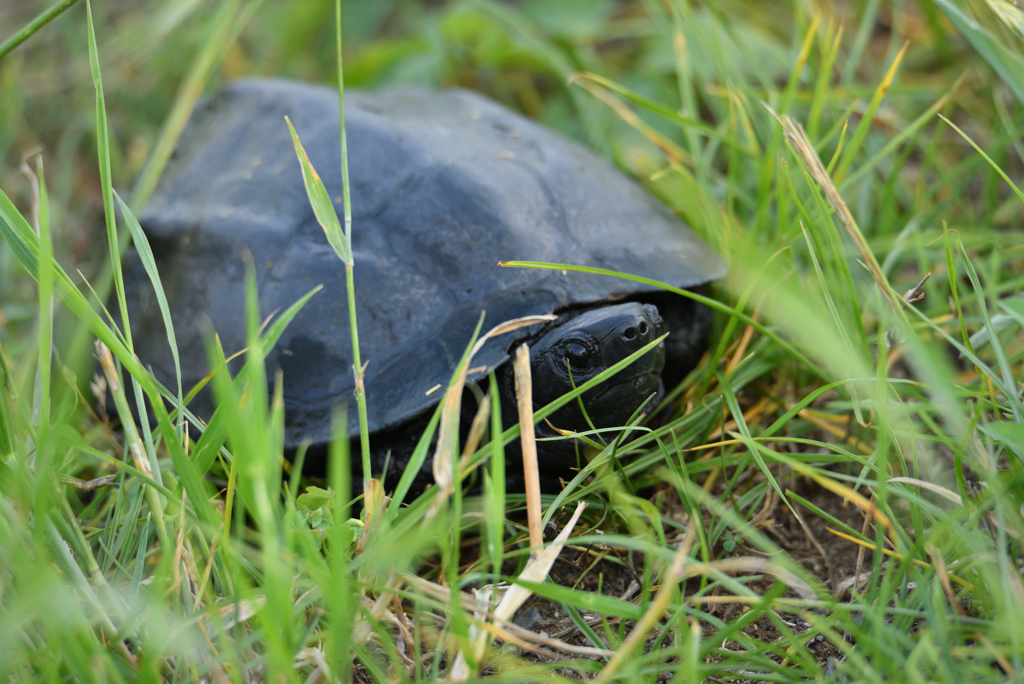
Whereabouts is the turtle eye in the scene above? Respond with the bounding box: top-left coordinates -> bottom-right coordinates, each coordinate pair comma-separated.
564,341 -> 592,372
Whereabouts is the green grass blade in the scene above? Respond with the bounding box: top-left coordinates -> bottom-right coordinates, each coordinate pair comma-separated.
326,406 -> 355,680
129,0 -> 242,214
34,157 -> 53,441
499,260 -> 825,377
840,71 -> 966,190
191,406 -> 230,477
939,112 -> 1024,206
387,402 -> 443,512
31,155 -> 57,540
485,371 -> 505,582
834,41 -> 908,181
935,0 -> 1024,107
114,193 -> 183,424
180,284 -> 322,408
957,242 -> 1024,422
514,578 -> 644,620
0,341 -> 14,460
569,72 -> 750,151
98,346 -> 175,552
807,22 -> 844,140
285,116 -> 351,265
0,0 -> 82,62
86,0 -> 131,352
189,285 -> 321,476
717,373 -> 794,518
0,186 -> 41,278
841,0 -> 881,84
334,2 -> 372,487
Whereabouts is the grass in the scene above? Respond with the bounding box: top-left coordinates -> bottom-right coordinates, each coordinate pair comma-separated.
2,0 -> 1024,681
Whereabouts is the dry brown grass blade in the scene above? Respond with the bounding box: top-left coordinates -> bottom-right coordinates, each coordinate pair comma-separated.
413,502 -> 597,679
401,573 -> 608,658
724,318 -> 757,375
796,409 -> 872,453
594,518 -> 697,683
763,104 -> 904,318
448,585 -> 493,682
513,343 -> 543,553
207,595 -> 266,631
825,527 -> 974,590
569,73 -> 692,166
473,618 -> 612,659
886,476 -> 1018,542
927,543 -> 966,616
460,391 -> 492,464
130,0 -> 244,214
785,460 -> 896,538
352,575 -> 406,648
428,314 -> 556,519
495,501 -> 587,622
28,468 -> 119,491
977,632 -> 1016,676
887,477 -> 963,505
492,614 -> 613,657
449,501 -> 589,680
97,341 -> 153,479
356,477 -> 388,553
747,481 -> 780,529
680,557 -> 816,599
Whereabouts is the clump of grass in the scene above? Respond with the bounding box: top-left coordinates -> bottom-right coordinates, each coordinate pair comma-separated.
2,1 -> 1024,682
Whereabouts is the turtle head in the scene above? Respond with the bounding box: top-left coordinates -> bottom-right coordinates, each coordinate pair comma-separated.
528,302 -> 666,436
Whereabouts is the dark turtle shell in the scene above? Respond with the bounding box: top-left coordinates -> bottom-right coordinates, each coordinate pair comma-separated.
125,79 -> 725,449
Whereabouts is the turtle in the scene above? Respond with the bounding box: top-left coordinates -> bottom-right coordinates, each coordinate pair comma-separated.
122,78 -> 726,487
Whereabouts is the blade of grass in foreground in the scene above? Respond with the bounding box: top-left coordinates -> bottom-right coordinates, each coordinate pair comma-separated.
0,185 -> 225,545
82,4 -> 230,570
498,260 -> 824,376
335,0 -> 373,490
115,193 -> 183,432
282,0 -> 372,493
31,155 -> 57,542
86,0 -> 132,352
326,408 -> 355,683
0,341 -> 14,461
285,114 -> 373,484
0,0 -> 82,62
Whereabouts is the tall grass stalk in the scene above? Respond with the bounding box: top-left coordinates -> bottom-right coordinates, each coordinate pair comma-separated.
335,0 -> 372,487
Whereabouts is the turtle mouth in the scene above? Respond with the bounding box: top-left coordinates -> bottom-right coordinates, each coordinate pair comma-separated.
582,367 -> 663,405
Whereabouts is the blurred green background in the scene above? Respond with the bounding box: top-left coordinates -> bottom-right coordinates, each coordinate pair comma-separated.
0,0 -> 972,231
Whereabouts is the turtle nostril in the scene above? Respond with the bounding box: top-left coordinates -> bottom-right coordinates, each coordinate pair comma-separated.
623,327 -> 638,341
639,321 -> 649,336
